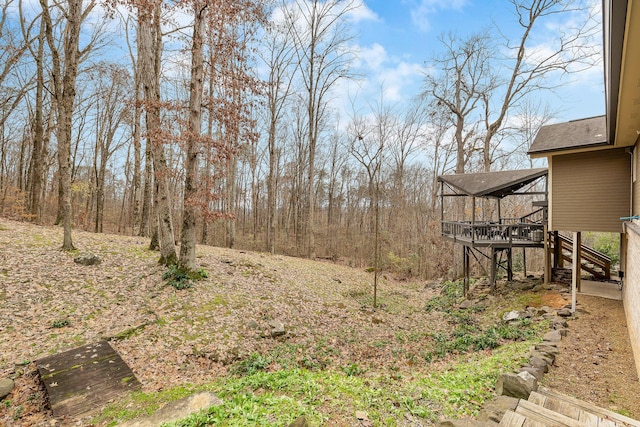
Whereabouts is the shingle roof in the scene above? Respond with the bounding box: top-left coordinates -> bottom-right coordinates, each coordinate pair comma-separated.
438,168 -> 548,198
528,115 -> 608,155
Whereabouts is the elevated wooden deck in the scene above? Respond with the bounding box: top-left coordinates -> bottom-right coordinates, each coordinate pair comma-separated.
441,221 -> 545,249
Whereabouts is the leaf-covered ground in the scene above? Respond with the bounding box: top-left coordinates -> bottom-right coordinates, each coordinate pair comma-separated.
0,218 -> 635,426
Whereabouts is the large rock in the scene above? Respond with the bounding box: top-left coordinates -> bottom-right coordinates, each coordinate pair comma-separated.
288,416 -> 309,427
519,366 -> 544,381
74,253 -> 101,266
543,330 -> 562,343
477,395 -> 519,423
529,356 -> 549,373
496,371 -> 538,399
530,350 -> 555,365
556,308 -> 573,317
118,392 -> 222,427
0,378 -> 14,400
502,311 -> 520,322
535,343 -> 559,355
268,320 -> 286,337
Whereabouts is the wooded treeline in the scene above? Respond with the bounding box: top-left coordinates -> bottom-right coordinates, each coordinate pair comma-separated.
0,0 -> 598,277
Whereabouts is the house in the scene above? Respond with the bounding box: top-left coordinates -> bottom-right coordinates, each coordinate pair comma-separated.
528,0 -> 640,377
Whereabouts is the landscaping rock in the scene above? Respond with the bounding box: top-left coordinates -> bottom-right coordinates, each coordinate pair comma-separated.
355,410 -> 368,420
459,299 -> 475,309
543,330 -> 562,343
557,308 -> 572,317
476,395 -> 519,423
74,253 -> 101,266
246,320 -> 259,329
288,416 -> 309,427
552,318 -> 568,328
268,320 -> 286,337
496,371 -> 538,399
519,367 -> 544,381
502,311 -> 520,322
535,343 -> 559,355
530,350 -> 555,364
511,282 -> 535,291
0,378 -> 14,400
529,356 -> 550,372
118,392 -> 222,427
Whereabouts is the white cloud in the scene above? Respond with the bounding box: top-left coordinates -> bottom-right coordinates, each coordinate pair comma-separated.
405,0 -> 467,32
347,0 -> 380,23
342,41 -> 427,109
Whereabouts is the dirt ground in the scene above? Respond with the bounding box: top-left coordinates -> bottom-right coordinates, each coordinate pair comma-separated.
542,294 -> 640,419
1,218 -> 640,424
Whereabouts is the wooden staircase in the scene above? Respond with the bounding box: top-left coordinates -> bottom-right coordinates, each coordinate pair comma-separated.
548,232 -> 612,280
500,387 -> 640,427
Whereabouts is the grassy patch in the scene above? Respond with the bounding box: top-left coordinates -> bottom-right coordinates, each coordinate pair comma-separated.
98,340 -> 533,427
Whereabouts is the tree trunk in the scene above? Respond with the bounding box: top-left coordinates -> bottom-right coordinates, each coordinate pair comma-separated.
29,24 -> 46,223
138,2 -> 176,264
179,0 -> 205,271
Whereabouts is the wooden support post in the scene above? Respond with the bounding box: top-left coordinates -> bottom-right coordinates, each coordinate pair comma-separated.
553,231 -> 562,268
497,199 -> 502,224
544,224 -> 550,284
571,231 -> 581,313
620,232 -> 626,283
490,248 -> 497,291
522,247 -> 527,277
463,245 -> 470,296
472,197 -> 476,224
507,248 -> 513,281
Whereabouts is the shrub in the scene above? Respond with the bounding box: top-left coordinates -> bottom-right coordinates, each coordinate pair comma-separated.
163,265 -> 208,290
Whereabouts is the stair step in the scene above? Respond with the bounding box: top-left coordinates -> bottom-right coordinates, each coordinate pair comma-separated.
537,387 -> 640,427
513,399 -> 584,426
498,389 -> 640,427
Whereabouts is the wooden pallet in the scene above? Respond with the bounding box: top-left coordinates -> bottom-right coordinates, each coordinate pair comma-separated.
36,340 -> 141,419
499,388 -> 640,427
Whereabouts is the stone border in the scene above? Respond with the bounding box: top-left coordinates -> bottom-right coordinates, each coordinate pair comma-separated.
438,296 -> 574,426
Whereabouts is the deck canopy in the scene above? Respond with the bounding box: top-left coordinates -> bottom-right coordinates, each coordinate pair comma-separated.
438,168 -> 548,199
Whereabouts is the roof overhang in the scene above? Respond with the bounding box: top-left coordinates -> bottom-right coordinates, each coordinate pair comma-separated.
605,0 -> 640,147
438,168 -> 548,199
528,116 -> 607,157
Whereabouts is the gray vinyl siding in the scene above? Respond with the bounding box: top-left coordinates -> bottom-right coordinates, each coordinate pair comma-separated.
551,148 -> 631,232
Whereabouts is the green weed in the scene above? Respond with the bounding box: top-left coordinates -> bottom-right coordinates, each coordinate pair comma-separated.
163,266 -> 209,290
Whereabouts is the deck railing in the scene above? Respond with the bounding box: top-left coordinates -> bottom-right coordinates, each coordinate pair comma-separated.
442,221 -> 545,243
501,208 -> 545,225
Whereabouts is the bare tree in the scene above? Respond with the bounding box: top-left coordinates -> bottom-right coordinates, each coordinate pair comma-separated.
89,63 -> 130,233
479,0 -> 599,171
40,0 -> 97,250
261,3 -> 298,253
178,0 -> 206,271
137,0 -> 177,264
423,32 -> 492,175
286,0 -> 357,259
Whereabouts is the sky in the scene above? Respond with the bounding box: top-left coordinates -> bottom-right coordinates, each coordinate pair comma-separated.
342,0 -> 605,123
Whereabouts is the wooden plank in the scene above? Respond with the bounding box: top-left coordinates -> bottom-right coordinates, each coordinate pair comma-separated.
537,387 -> 640,427
499,410 -> 526,427
547,397 -> 582,420
527,391 -> 546,406
36,340 -> 141,419
515,399 -> 585,427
